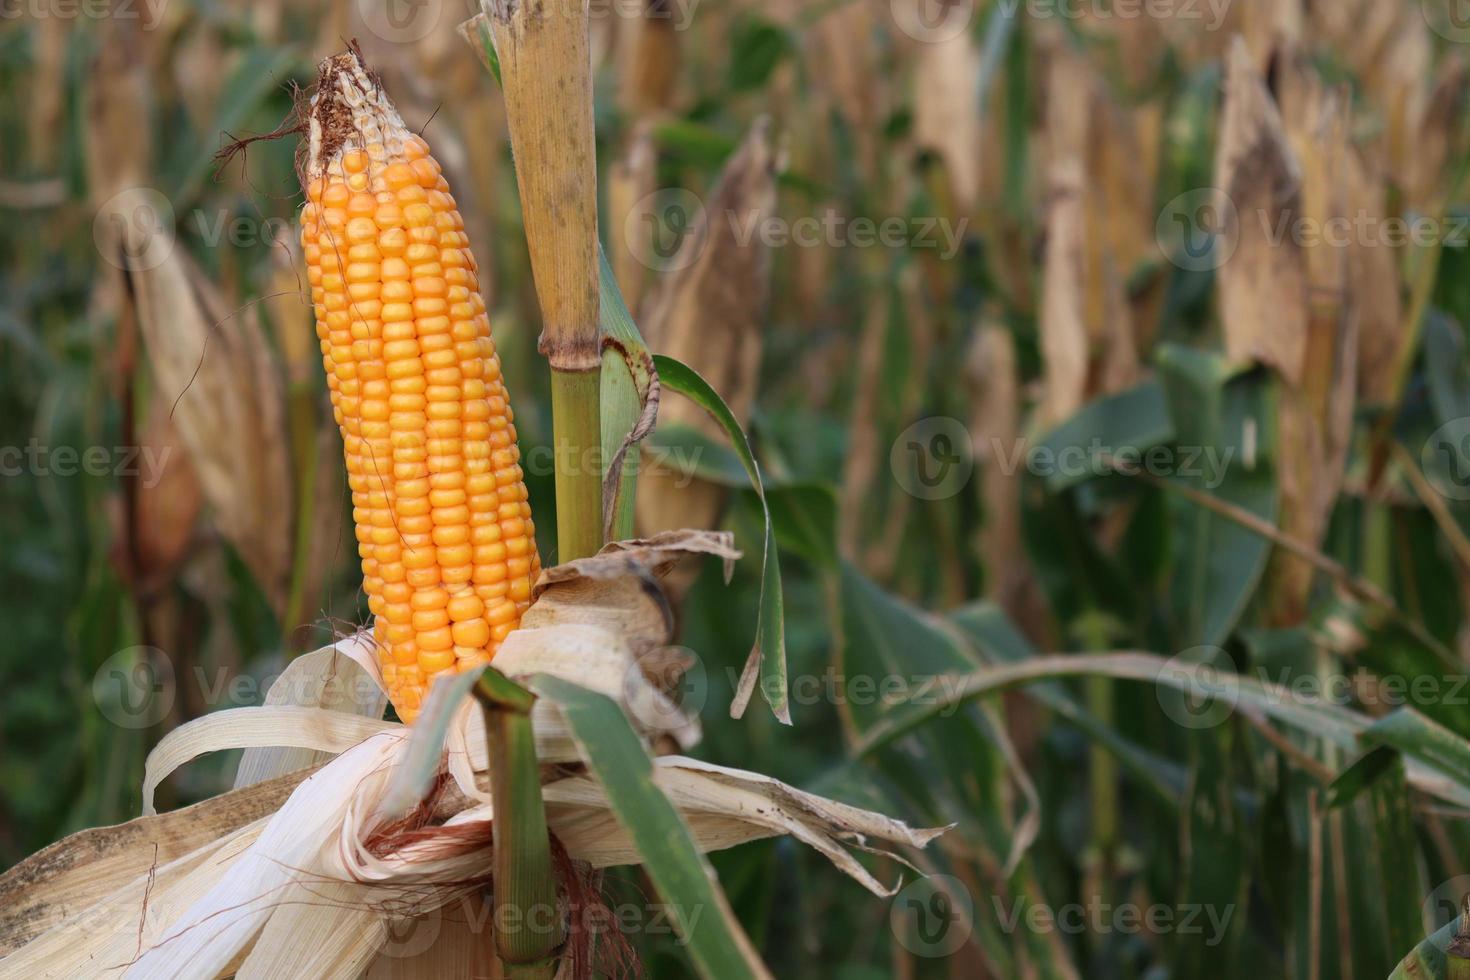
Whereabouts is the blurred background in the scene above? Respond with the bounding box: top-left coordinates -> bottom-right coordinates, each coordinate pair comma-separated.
4,0 -> 1470,975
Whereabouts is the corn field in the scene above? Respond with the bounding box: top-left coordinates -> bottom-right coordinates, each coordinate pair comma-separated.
2,0 -> 1470,976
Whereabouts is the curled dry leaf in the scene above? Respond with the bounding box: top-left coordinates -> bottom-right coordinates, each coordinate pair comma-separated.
106,230 -> 295,615
108,394 -> 204,596
0,532 -> 941,976
1214,37 -> 1307,384
636,120 -> 777,538
1219,43 -> 1358,625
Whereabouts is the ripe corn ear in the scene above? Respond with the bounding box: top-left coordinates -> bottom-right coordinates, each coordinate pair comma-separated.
299,51 -> 538,722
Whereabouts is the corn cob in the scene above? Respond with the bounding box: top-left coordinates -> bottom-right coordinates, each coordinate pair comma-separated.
299,51 -> 538,722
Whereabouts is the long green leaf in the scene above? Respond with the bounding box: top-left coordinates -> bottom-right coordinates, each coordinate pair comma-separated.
654,354 -> 788,723
1363,709 -> 1470,789
1157,344 -> 1277,647
527,675 -> 771,979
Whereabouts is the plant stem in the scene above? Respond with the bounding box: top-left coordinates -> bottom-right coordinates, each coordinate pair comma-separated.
552,367 -> 604,560
475,668 -> 564,977
485,0 -> 604,559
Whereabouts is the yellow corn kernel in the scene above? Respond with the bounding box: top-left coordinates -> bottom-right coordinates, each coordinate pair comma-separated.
300,50 -> 540,723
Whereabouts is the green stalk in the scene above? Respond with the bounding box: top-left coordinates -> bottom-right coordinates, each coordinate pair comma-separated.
474,668 -> 564,979
552,368 -> 604,561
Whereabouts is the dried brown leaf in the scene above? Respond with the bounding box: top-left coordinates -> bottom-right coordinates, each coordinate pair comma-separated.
636,120 -> 777,537
109,231 -> 294,614
1214,37 -> 1307,383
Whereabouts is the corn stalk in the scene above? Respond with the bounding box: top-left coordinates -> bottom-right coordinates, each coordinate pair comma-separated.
487,0 -> 603,562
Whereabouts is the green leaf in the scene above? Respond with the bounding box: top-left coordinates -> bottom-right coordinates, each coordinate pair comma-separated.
837,566 -> 1040,876
647,424 -> 749,488
1389,919 -> 1455,980
1362,708 -> 1470,788
1157,344 -> 1277,647
764,483 -> 839,570
1033,380 -> 1172,493
1369,754 -> 1428,962
528,675 -> 770,979
654,354 -> 788,723
728,18 -> 792,93
850,651 -> 1368,758
950,602 -> 1185,805
1325,745 -> 1400,809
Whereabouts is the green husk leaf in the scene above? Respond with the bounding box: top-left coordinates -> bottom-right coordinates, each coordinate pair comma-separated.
528,674 -> 771,979
653,354 -> 788,724
598,244 -> 657,541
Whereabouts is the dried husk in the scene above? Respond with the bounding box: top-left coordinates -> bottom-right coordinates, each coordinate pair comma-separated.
636,121 -> 778,538
0,532 -> 942,977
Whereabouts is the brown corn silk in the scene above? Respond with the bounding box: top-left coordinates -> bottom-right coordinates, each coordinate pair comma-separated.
299,51 -> 539,722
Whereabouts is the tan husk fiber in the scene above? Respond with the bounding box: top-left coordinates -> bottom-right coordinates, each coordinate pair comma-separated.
0,531 -> 942,977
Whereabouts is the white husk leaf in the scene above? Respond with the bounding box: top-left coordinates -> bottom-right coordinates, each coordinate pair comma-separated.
1,531 -> 943,976
233,635 -> 387,790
